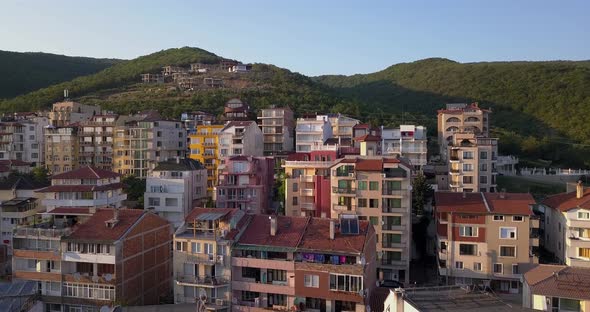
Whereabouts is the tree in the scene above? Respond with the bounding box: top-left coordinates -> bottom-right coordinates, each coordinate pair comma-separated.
31,166 -> 51,185
412,172 -> 433,216
121,175 -> 146,208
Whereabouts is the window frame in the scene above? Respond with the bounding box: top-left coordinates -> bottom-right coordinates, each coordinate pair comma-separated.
499,245 -> 517,258
493,263 -> 503,274
499,227 -> 517,239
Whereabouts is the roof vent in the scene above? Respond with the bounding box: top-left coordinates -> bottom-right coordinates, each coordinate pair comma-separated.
105,208 -> 120,228
269,215 -> 277,236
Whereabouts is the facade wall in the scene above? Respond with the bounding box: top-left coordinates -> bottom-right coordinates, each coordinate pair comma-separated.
188,124 -> 223,196
437,105 -> 489,161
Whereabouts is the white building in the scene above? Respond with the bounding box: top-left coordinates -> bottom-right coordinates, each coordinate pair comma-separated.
218,121 -> 263,161
295,116 -> 333,152
325,113 -> 360,140
0,116 -> 49,165
144,158 -> 207,227
381,125 -> 428,169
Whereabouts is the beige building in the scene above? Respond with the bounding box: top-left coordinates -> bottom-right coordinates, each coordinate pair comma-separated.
326,114 -> 360,141
49,101 -> 101,127
448,132 -> 498,192
295,116 -> 333,153
78,114 -> 117,171
329,156 -> 412,283
283,160 -> 334,218
437,103 -> 490,161
258,106 -> 295,156
435,192 -> 539,293
381,125 -> 428,169
217,121 -> 263,162
523,264 -> 590,311
44,126 -> 79,174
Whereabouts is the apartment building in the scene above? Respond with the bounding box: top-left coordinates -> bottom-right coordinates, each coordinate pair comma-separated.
78,115 -> 117,171
283,159 -> 334,218
37,166 -> 127,212
329,156 -> 413,283
437,103 -> 490,161
326,114 -> 360,141
523,264 -> 590,311
12,208 -> 172,311
448,132 -> 498,192
381,125 -> 428,169
295,116 -> 333,153
0,115 -> 48,165
356,134 -> 381,156
223,98 -> 250,121
49,101 -> 101,127
45,125 -> 79,174
540,182 -> 590,267
144,158 -> 207,227
188,124 -> 224,196
181,111 -> 217,132
258,106 -> 295,156
214,156 -> 274,214
113,115 -> 186,178
434,191 -> 539,293
173,208 -> 248,310
217,121 -> 263,161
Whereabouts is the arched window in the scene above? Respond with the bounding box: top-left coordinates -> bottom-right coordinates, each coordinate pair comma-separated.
446,117 -> 460,123
446,126 -> 459,132
465,117 -> 479,122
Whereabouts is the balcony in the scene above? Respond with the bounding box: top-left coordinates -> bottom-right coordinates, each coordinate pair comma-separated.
175,251 -> 225,265
175,274 -> 229,287
380,259 -> 407,267
334,171 -> 356,178
232,257 -> 294,271
449,181 -> 462,188
450,155 -> 460,163
299,175 -> 314,183
382,206 -> 405,213
300,203 -> 316,211
232,280 -> 294,296
62,252 -> 115,264
332,187 -> 356,195
382,189 -> 404,196
449,168 -> 460,175
333,204 -> 356,211
14,224 -> 72,239
63,272 -> 116,285
382,224 -> 406,231
382,241 -> 407,249
301,189 -> 315,197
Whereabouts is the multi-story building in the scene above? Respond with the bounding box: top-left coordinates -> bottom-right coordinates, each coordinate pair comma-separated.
181,111 -> 217,134
188,124 -> 224,196
434,191 -> 539,292
173,208 -> 248,309
78,114 -> 117,171
48,101 -> 101,127
540,182 -> 590,267
37,166 -> 127,212
232,214 -> 376,312
381,125 -> 428,169
283,159 -> 334,218
12,208 -> 172,311
113,114 -> 186,178
437,103 -> 490,161
523,264 -> 590,311
223,98 -> 250,121
45,125 -> 79,174
295,116 -> 333,153
448,132 -> 498,192
217,121 -> 263,162
0,118 -> 48,165
144,158 -> 207,227
214,156 -> 274,214
258,106 -> 295,156
326,114 -> 360,141
329,156 -> 413,283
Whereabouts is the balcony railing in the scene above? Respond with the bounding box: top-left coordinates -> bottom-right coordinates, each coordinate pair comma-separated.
175,274 -> 229,286
382,189 -> 404,196
333,204 -> 356,211
380,259 -> 406,266
382,241 -> 406,248
14,225 -> 72,238
300,203 -> 316,210
382,206 -> 405,213
382,224 -> 406,231
332,187 -> 356,194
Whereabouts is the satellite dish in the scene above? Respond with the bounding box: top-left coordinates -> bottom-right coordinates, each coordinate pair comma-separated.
104,273 -> 113,281
99,306 -> 111,312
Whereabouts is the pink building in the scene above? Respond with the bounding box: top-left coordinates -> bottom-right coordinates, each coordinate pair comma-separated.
214,156 -> 274,214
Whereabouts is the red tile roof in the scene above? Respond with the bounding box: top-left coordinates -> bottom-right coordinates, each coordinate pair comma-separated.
286,153 -> 310,161
51,166 -> 121,180
237,215 -> 309,248
435,192 -> 488,214
66,208 -> 155,242
297,218 -> 369,254
353,123 -> 371,129
483,192 -> 535,215
184,207 -> 235,222
542,189 -> 590,212
0,160 -> 31,166
354,134 -> 381,142
524,265 -> 590,300
37,182 -> 125,193
354,159 -> 384,171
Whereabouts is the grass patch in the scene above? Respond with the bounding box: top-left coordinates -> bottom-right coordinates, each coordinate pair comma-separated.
496,175 -> 566,198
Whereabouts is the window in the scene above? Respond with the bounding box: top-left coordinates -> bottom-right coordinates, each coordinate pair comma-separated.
369,199 -> 379,208
191,242 -> 200,254
455,261 -> 463,269
165,198 -> 178,207
578,211 -> 590,220
369,216 -> 379,225
480,151 -> 488,159
480,176 -> 487,184
473,263 -> 482,271
329,274 -> 363,293
147,197 -> 160,206
500,227 -> 517,239
512,215 -> 524,222
493,263 -> 503,274
493,215 -> 504,221
175,241 -> 187,251
512,264 -> 519,274
292,197 -> 298,205
500,246 -> 516,257
578,248 -> 590,258
459,226 -> 478,237
559,298 -> 581,311
292,183 -> 298,192
369,181 -> 379,190
459,244 -> 477,256
463,151 -> 473,159
480,163 -> 488,171
204,243 -> 214,254
463,176 -> 473,184
357,198 -> 367,207
357,181 -> 367,190
463,164 -> 473,171
304,274 -> 319,288
241,291 -> 260,302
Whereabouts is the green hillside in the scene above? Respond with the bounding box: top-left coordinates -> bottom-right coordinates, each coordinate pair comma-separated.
0,50 -> 120,98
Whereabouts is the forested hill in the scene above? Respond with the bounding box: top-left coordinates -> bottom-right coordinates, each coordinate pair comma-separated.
0,50 -> 121,98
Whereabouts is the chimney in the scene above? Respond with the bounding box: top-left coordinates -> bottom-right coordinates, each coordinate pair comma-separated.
577,180 -> 584,199
270,216 -> 277,236
329,219 -> 335,240
113,207 -> 119,222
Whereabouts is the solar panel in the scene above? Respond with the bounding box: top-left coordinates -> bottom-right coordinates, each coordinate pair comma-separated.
340,214 -> 359,234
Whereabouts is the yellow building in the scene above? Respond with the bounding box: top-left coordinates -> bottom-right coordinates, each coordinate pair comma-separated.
188,124 -> 224,196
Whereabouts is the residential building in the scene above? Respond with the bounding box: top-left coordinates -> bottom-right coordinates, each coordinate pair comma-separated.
283,159 -> 334,218
181,111 -> 217,132
37,166 -> 127,212
113,114 -> 186,178
0,160 -> 34,177
214,156 -> 274,214
326,114 -> 360,141
229,64 -> 252,73
355,134 -> 382,157
78,114 -> 117,171
381,125 -> 428,169
0,119 -> 47,165
434,191 -> 539,293
295,116 -> 333,153
48,101 -> 101,127
173,208 -> 248,310
448,132 -> 498,192
12,208 -> 172,311
141,73 -> 163,83
437,102 -> 490,161
144,158 -> 207,227
540,182 -> 590,267
223,98 -> 250,121
330,156 -> 413,283
188,124 -> 224,196
523,264 -> 590,311
217,121 -> 263,162
44,125 -> 79,174
258,106 -> 295,156
232,214 -> 376,312
162,66 -> 188,76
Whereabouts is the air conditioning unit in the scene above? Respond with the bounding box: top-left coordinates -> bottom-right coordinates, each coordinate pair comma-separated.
348,173 -> 355,177
216,299 -> 225,306
381,173 -> 387,178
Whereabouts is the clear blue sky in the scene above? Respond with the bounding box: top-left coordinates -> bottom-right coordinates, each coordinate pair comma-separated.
1,0 -> 588,76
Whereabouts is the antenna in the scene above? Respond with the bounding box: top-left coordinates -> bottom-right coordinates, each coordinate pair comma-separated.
64,89 -> 69,100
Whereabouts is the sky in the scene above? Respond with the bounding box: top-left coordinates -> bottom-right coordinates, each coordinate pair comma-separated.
1,0 -> 588,76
